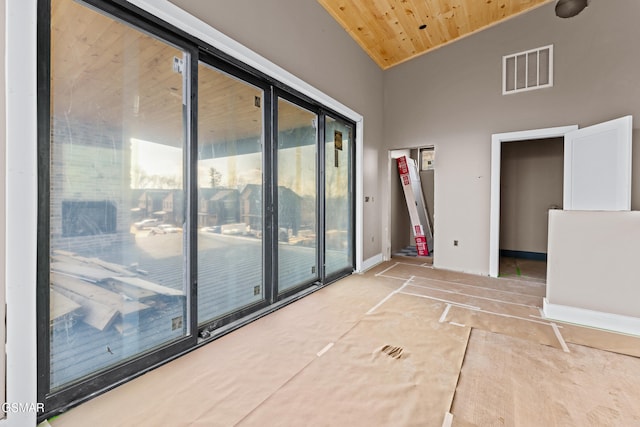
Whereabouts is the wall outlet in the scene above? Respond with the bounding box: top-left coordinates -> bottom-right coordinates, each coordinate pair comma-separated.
453,240 -> 459,246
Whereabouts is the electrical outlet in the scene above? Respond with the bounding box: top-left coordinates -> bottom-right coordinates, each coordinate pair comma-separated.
453,240 -> 458,246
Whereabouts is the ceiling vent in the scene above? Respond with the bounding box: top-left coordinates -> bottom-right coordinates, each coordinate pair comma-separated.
502,45 -> 553,95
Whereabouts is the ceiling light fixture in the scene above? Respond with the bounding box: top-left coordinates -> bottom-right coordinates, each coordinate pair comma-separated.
555,0 -> 589,18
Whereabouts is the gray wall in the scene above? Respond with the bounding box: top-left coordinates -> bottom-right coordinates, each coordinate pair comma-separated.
384,0 -> 640,275
500,138 -> 563,254
169,0 -> 385,260
547,210 -> 640,322
419,170 -> 435,234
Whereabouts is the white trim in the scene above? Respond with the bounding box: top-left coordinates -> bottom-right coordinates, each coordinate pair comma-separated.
543,298 -> 640,337
355,120 -> 364,272
489,125 -> 578,277
502,45 -> 553,95
360,253 -> 384,273
4,0 -> 38,426
128,1 -> 363,121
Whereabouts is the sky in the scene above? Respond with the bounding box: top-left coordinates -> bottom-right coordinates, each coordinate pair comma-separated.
130,138 -> 323,196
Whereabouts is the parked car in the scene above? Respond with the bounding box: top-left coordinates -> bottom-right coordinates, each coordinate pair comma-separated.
221,223 -> 249,235
134,218 -> 160,230
158,224 -> 181,233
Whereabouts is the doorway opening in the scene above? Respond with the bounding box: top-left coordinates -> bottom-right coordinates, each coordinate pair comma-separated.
388,147 -> 435,262
490,117 -> 632,279
499,137 -> 563,282
489,125 -> 577,278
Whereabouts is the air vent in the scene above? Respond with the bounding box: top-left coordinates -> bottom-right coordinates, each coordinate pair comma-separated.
502,45 -> 553,95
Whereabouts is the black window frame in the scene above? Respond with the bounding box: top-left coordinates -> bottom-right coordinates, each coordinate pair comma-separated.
273,90 -> 323,301
195,52 -> 274,333
37,0 -> 357,421
37,0 -> 201,418
322,113 -> 357,284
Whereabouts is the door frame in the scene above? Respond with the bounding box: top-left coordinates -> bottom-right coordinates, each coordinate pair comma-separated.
386,149 -> 411,259
386,147 -> 435,261
489,125 -> 577,277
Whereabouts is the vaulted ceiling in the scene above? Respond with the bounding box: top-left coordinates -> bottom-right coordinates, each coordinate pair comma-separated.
317,0 -> 553,69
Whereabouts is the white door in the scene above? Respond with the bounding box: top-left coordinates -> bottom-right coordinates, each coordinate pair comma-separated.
564,115 -> 632,211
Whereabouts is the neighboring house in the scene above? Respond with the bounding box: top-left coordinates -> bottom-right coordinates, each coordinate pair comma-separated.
130,189 -> 184,225
136,190 -> 166,219
278,186 -> 302,237
239,184 -> 303,237
198,187 -> 240,227
240,184 -> 262,232
211,189 -> 240,224
162,191 -> 184,225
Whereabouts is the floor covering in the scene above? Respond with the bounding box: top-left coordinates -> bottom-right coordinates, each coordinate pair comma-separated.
49,257 -> 640,427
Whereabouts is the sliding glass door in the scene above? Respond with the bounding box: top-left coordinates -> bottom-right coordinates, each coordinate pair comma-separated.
276,98 -> 319,294
324,116 -> 354,277
197,61 -> 267,325
47,0 -> 192,392
39,0 -> 356,417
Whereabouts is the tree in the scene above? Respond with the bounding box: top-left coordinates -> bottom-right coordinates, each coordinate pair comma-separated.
209,167 -> 222,188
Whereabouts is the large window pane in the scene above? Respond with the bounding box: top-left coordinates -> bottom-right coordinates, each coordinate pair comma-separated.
49,0 -> 189,390
277,99 -> 318,292
325,117 -> 353,275
197,63 -> 264,324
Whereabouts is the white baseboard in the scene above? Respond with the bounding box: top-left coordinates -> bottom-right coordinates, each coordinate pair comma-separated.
358,253 -> 384,273
543,298 -> 640,337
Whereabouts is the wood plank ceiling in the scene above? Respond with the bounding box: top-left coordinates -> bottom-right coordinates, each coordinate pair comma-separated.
52,0 -> 313,148
52,0 -> 554,148
318,0 -> 553,69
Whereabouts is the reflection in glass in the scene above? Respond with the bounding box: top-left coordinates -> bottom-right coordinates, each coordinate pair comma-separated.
277,99 -> 318,292
49,0 -> 188,390
197,63 -> 264,324
325,117 -> 353,276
